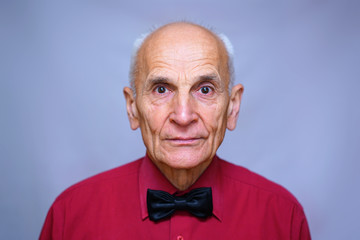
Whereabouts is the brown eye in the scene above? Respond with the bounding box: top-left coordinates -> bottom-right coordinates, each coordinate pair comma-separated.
200,86 -> 211,94
156,86 -> 167,94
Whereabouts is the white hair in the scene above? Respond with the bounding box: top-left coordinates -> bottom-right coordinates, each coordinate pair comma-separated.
129,23 -> 235,93
129,32 -> 150,91
217,32 -> 235,90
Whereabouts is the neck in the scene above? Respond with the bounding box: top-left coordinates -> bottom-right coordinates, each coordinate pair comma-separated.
153,159 -> 212,191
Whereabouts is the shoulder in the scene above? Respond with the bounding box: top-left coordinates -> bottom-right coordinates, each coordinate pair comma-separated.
218,157 -> 302,207
54,157 -> 143,203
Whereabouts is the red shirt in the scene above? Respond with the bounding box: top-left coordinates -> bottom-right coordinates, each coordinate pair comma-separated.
40,155 -> 311,239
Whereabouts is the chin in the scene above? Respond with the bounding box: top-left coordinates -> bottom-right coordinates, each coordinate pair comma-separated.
158,148 -> 213,170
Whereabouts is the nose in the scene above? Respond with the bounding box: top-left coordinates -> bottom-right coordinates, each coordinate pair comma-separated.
169,93 -> 198,126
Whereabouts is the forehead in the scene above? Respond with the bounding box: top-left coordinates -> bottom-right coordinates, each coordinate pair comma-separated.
139,24 -> 227,79
147,42 -> 219,68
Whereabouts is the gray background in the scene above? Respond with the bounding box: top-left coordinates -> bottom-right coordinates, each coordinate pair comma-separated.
1,0 -> 359,239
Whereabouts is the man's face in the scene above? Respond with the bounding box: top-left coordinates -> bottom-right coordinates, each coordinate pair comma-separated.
125,24 -> 241,171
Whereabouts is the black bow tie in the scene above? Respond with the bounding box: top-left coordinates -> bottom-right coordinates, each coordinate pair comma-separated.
147,187 -> 213,222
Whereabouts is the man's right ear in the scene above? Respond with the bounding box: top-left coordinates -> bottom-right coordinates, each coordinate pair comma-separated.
123,87 -> 140,130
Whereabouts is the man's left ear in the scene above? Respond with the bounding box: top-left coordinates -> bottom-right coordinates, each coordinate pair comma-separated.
226,84 -> 244,131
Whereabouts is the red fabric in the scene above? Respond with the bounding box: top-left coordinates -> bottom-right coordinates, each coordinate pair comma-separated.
40,155 -> 311,239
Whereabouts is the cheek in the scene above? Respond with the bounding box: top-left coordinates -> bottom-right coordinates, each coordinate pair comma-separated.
201,104 -> 228,133
141,104 -> 169,134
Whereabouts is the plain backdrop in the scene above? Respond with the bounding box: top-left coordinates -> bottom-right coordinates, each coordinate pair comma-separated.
1,0 -> 359,239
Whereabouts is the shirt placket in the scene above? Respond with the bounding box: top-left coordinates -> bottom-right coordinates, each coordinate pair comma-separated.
169,213 -> 190,240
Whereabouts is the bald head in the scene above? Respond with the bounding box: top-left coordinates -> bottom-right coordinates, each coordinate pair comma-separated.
130,22 -> 234,93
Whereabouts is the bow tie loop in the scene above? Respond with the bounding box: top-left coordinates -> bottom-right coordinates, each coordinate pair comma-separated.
147,187 -> 213,222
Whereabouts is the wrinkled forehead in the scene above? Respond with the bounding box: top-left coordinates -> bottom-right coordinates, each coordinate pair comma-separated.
136,24 -> 229,85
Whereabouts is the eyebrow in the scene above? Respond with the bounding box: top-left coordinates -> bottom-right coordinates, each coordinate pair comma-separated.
198,73 -> 221,83
145,73 -> 221,88
147,77 -> 170,86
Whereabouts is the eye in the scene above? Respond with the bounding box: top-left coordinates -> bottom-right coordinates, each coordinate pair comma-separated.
199,86 -> 212,94
155,86 -> 168,94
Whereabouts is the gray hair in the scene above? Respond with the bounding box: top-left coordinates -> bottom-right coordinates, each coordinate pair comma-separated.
129,23 -> 235,94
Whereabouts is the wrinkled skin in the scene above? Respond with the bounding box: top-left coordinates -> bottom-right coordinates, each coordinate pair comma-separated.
124,23 -> 243,190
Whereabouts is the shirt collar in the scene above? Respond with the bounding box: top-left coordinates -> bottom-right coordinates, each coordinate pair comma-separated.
138,154 -> 223,221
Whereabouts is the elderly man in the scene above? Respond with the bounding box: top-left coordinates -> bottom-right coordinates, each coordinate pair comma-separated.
40,22 -> 311,239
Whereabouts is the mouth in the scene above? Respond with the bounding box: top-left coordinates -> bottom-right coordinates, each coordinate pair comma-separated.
165,137 -> 203,146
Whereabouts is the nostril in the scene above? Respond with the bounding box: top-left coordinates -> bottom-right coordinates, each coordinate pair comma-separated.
169,112 -> 198,126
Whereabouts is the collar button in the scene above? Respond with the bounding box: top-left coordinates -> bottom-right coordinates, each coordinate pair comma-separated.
176,235 -> 184,240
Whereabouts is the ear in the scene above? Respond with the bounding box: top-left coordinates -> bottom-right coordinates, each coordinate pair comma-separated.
123,87 -> 140,130
226,84 -> 244,131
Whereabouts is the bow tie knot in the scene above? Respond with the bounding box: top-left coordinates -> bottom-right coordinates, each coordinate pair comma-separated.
147,187 -> 213,222
174,197 -> 187,210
